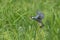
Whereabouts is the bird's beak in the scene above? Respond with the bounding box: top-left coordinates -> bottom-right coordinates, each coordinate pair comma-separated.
32,17 -> 34,19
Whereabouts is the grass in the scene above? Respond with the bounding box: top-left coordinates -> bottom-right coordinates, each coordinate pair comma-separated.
0,0 -> 60,40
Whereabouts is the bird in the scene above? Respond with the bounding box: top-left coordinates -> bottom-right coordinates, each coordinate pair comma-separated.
32,11 -> 44,28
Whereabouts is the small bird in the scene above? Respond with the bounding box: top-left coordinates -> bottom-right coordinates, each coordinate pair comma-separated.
32,11 -> 44,28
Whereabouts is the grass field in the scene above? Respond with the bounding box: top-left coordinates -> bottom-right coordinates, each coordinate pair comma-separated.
0,0 -> 60,40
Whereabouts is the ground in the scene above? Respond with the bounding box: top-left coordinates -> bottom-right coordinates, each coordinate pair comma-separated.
0,0 -> 60,40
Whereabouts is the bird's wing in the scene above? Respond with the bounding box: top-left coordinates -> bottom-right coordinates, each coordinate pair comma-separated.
36,11 -> 44,19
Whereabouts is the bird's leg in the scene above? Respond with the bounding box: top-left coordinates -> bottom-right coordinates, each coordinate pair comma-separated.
39,21 -> 44,28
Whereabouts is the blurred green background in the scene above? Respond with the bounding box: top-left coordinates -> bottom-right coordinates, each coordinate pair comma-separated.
0,0 -> 60,40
